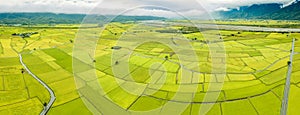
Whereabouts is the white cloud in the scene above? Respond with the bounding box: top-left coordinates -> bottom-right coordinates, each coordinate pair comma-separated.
215,7 -> 231,12
199,0 -> 294,10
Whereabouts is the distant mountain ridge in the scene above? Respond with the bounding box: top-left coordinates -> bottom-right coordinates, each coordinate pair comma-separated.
0,13 -> 166,24
217,1 -> 300,20
262,1 -> 300,20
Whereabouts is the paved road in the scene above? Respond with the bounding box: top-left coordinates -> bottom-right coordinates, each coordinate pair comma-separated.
197,24 -> 300,33
19,54 -> 56,115
280,38 -> 296,115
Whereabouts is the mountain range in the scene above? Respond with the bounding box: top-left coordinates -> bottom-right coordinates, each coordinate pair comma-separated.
1,1 -> 299,24
216,1 -> 300,20
0,13 -> 166,24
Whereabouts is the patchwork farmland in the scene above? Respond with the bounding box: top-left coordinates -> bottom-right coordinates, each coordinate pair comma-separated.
0,21 -> 299,115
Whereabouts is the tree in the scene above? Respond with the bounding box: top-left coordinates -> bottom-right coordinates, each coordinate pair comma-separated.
21,68 -> 25,74
165,56 -> 169,60
43,102 -> 47,107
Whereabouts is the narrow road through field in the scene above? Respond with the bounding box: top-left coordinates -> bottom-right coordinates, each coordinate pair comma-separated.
202,24 -> 300,33
19,54 -> 56,115
280,38 -> 295,115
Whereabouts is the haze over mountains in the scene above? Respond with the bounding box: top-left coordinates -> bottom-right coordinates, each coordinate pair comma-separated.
217,0 -> 300,20
0,13 -> 166,24
0,1 -> 299,24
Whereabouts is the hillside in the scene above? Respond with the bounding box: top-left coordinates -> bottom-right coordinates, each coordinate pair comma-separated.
262,1 -> 300,20
217,1 -> 300,20
0,13 -> 166,25
218,3 -> 282,19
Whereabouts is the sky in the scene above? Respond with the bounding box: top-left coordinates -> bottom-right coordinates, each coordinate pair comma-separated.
0,0 -> 296,18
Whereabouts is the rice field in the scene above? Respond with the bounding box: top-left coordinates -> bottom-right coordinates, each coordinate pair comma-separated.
0,22 -> 299,115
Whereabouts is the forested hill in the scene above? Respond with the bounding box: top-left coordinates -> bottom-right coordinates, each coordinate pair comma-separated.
0,13 -> 166,24
216,1 -> 300,20
261,1 -> 300,20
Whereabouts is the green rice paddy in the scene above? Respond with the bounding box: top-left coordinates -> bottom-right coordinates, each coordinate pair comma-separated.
0,21 -> 299,114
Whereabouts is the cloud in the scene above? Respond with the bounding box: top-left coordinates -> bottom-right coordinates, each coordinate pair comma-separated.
200,0 -> 295,11
215,7 -> 231,12
0,0 -> 295,17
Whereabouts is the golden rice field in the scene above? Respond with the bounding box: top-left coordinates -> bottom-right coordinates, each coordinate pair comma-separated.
0,22 -> 299,114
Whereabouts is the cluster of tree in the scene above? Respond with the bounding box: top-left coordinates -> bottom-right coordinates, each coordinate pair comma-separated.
12,32 -> 38,38
179,26 -> 202,34
156,29 -> 178,33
